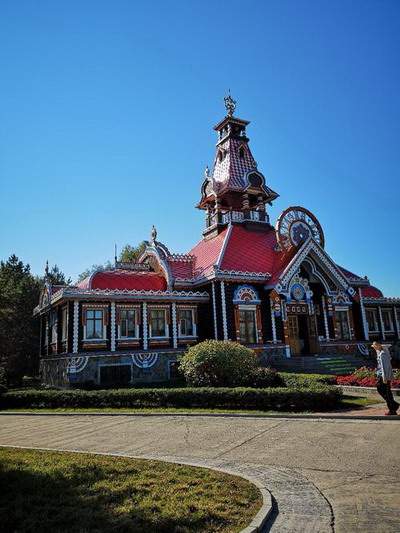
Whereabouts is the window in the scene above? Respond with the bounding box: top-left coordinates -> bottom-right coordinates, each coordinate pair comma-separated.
239,309 -> 257,344
178,309 -> 196,337
61,306 -> 68,341
44,317 -> 49,347
382,309 -> 394,332
149,309 -> 168,338
335,310 -> 350,340
366,309 -> 379,332
50,310 -> 57,344
86,309 -> 104,340
119,309 -> 138,338
238,146 -> 245,159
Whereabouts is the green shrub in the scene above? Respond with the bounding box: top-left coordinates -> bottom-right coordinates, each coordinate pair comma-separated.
279,373 -> 335,388
180,340 -> 258,387
251,367 -> 284,388
0,385 -> 342,412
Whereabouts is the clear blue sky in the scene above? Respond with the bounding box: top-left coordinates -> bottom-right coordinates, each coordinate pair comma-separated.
1,0 -> 399,295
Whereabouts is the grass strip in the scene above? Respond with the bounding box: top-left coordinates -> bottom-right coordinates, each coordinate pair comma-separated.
0,447 -> 262,533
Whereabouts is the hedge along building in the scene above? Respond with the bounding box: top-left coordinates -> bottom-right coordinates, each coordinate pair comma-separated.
35,95 -> 400,387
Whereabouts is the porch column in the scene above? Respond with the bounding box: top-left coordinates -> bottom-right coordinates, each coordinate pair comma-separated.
281,300 -> 291,358
110,302 -> 116,352
359,288 -> 369,341
72,300 -> 79,354
143,303 -> 148,350
321,296 -> 330,341
378,306 -> 386,341
270,298 -> 277,344
172,302 -> 178,349
221,281 -> 228,340
212,282 -> 218,339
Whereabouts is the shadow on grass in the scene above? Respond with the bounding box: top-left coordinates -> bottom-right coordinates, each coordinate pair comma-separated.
0,464 -> 225,532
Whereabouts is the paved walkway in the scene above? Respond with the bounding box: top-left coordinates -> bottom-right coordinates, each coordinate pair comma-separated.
1,414 -> 399,532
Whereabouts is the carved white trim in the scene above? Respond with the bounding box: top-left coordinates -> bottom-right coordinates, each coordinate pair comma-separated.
278,238 -> 353,296
270,298 -> 277,344
321,295 -> 330,341
72,300 -> 79,354
216,223 -> 233,269
212,281 -> 218,340
143,302 -> 148,350
110,302 -> 116,352
215,268 -> 271,279
221,281 -> 228,340
67,356 -> 88,374
359,288 -> 369,341
131,353 -> 158,368
378,306 -> 385,341
172,302 -> 178,349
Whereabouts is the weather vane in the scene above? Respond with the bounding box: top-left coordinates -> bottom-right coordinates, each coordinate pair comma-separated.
224,91 -> 236,117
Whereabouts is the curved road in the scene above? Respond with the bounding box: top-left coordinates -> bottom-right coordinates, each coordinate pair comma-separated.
0,414 -> 399,532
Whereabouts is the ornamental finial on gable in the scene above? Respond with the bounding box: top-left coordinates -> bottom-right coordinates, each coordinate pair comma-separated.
151,225 -> 157,244
224,91 -> 236,117
44,260 -> 49,279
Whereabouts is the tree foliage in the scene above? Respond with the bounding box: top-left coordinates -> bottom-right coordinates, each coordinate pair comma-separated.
0,255 -> 69,385
77,242 -> 147,282
119,242 -> 146,262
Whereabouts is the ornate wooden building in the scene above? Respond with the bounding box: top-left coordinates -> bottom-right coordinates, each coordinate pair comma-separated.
35,96 -> 400,387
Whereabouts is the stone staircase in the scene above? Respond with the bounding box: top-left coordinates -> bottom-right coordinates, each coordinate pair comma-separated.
269,353 -> 371,375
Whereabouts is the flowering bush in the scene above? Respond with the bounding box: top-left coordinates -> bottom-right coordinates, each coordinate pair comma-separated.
337,367 -> 400,387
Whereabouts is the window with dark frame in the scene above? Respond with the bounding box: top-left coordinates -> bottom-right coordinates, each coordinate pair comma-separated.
86,309 -> 104,339
120,309 -> 137,338
382,309 -> 394,332
61,306 -> 68,341
150,309 -> 167,337
239,309 -> 257,344
335,310 -> 350,340
366,309 -> 379,332
50,310 -> 57,344
178,309 -> 194,336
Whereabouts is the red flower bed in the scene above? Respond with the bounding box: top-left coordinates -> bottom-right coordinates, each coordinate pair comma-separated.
337,372 -> 400,388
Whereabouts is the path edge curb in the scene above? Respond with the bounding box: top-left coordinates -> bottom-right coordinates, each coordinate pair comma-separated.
0,444 -> 273,533
0,411 -> 399,420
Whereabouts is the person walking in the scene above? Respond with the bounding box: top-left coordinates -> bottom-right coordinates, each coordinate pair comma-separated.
372,341 -> 399,416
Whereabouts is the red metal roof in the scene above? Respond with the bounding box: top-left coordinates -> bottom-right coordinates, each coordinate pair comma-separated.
188,226 -> 291,280
189,228 -> 228,278
78,270 -> 167,291
361,286 -> 384,298
167,259 -> 194,280
221,225 -> 282,274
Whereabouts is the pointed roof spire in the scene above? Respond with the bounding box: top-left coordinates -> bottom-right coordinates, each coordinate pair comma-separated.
44,260 -> 49,279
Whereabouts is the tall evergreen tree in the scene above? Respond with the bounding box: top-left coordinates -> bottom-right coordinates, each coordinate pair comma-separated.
0,255 -> 70,385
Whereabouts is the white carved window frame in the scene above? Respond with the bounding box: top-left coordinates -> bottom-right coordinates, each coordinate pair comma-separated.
148,305 -> 170,339
117,305 -> 140,340
83,304 -> 108,341
177,306 -> 197,339
365,307 -> 379,333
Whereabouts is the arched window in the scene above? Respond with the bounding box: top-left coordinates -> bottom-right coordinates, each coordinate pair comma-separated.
238,146 -> 245,159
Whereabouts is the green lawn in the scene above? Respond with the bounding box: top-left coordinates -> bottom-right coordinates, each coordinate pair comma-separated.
0,447 -> 262,533
0,395 -> 379,415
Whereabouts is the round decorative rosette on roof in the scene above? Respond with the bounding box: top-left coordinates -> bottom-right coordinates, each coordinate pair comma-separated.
275,206 -> 325,251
